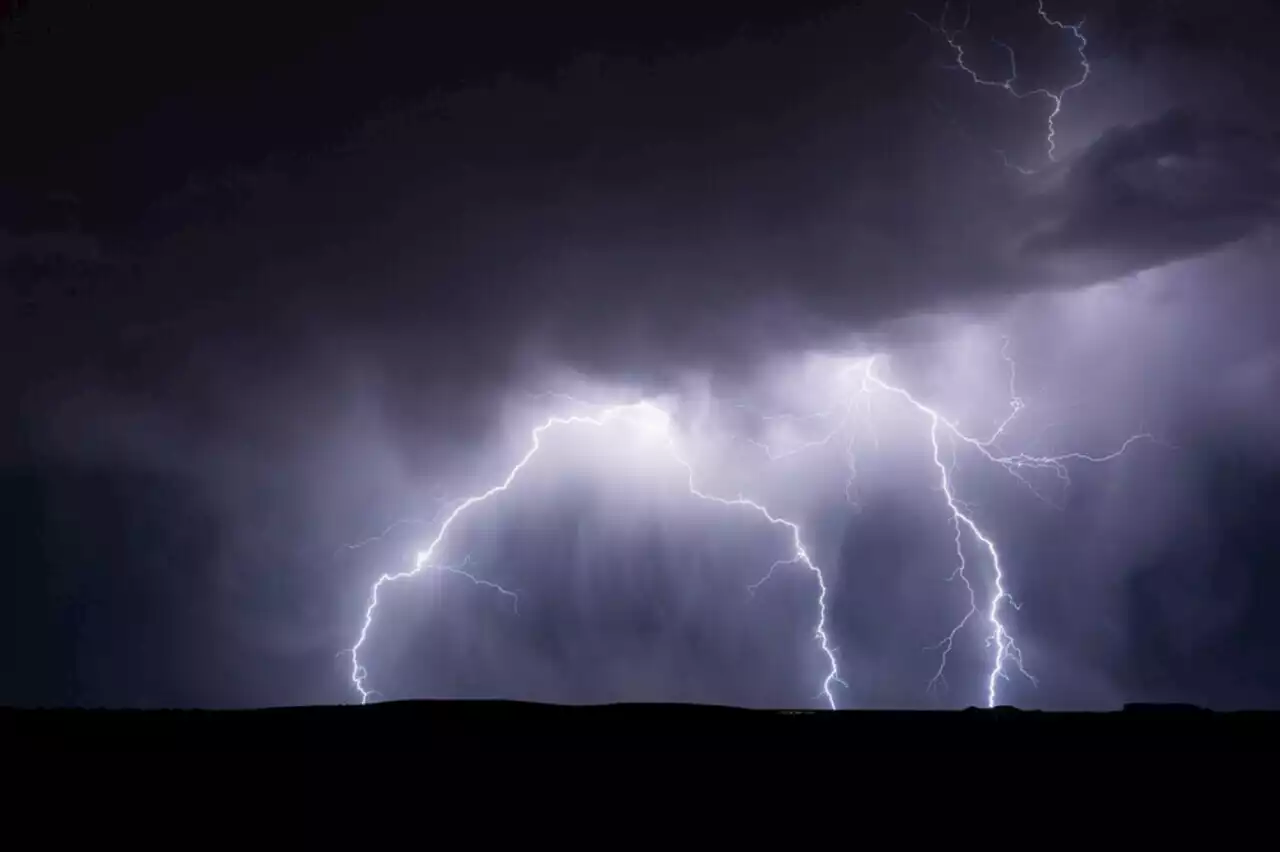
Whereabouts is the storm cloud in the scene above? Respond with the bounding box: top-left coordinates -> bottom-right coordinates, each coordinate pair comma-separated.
1014,108 -> 1280,284
9,4 -> 1277,410
4,0 -> 1280,710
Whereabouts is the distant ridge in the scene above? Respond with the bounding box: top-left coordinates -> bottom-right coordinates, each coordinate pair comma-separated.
2,701 -> 1269,751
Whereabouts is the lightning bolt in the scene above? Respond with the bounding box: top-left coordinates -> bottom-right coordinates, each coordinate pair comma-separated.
912,0 -> 1090,170
726,342 -> 1152,708
347,339 -> 1154,709
437,554 -> 521,613
860,349 -> 1152,707
347,400 -> 846,708
858,357 -> 1033,707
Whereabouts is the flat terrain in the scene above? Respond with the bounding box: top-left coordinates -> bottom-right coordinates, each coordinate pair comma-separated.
2,701 -> 1272,751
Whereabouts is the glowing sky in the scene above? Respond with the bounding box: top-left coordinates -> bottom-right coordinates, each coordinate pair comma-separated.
3,0 -> 1278,710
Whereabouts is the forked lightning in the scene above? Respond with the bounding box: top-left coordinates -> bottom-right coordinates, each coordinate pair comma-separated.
348,401 -> 846,708
347,346 -> 1151,708
913,0 -> 1090,169
347,2 -> 1150,710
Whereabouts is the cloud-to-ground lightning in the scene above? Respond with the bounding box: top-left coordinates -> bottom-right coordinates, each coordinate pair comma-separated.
858,357 -> 1035,708
727,341 -> 1152,707
339,3 -> 1162,714
861,353 -> 1155,706
912,0 -> 1090,170
346,337 -> 1153,709
347,400 -> 846,708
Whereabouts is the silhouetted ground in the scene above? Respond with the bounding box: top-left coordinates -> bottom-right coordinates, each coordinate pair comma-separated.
2,701 -> 1274,750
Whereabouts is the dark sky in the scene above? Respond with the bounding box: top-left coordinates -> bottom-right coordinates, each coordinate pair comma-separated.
3,0 -> 1279,710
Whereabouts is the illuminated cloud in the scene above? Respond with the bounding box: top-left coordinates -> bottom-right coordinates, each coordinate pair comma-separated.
10,1 -> 1280,710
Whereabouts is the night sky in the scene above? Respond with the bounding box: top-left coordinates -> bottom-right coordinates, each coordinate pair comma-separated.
4,0 -> 1279,711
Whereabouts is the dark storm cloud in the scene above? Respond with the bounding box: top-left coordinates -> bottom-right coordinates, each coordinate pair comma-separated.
8,2 -> 1275,409
1014,108 -> 1280,286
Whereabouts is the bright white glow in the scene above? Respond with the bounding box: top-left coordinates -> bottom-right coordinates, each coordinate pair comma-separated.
348,399 -> 846,708
346,339 -> 1152,709
627,399 -> 674,435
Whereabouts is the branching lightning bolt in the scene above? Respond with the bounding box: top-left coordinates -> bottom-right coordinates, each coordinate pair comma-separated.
347,401 -> 846,708
438,555 -> 521,613
335,2 -> 1156,715
731,342 -> 1153,708
858,358 -> 1034,707
347,340 -> 1153,710
912,0 -> 1090,170
864,350 -> 1152,706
